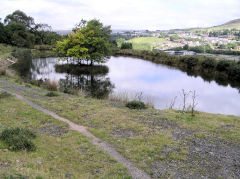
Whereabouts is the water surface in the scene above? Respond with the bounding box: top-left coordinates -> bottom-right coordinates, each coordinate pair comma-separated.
29,56 -> 240,116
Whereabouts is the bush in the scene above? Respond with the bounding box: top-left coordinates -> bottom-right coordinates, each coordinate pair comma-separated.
0,92 -> 11,98
0,128 -> 36,151
121,42 -> 133,49
126,100 -> 146,109
46,91 -> 59,97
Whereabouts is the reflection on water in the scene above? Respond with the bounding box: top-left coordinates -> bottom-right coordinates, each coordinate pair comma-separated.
28,56 -> 240,116
12,49 -> 33,78
59,73 -> 114,99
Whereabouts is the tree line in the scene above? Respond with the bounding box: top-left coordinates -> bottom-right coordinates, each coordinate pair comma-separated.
0,10 -> 62,48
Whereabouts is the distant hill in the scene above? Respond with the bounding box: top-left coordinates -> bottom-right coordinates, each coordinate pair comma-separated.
188,18 -> 240,32
221,19 -> 240,26
212,18 -> 240,30
55,30 -> 73,35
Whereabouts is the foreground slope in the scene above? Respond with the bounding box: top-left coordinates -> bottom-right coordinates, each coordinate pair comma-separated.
0,76 -> 240,178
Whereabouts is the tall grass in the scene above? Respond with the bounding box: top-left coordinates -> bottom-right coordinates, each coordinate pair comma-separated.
109,90 -> 154,108
45,80 -> 58,91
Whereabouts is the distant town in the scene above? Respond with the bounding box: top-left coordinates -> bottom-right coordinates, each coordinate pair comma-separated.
112,28 -> 240,51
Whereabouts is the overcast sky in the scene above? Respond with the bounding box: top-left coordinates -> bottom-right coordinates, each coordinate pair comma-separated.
0,0 -> 240,30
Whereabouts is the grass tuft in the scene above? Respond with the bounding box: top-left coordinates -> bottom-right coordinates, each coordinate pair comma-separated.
46,91 -> 59,97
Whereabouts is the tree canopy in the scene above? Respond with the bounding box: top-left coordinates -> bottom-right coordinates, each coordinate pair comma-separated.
0,10 -> 62,48
55,19 -> 112,65
4,10 -> 35,29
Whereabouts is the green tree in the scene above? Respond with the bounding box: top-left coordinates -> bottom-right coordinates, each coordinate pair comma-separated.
4,10 -> 35,30
2,10 -> 61,47
183,44 -> 189,50
170,35 -> 180,41
55,19 -> 111,66
0,19 -> 7,43
5,22 -> 35,48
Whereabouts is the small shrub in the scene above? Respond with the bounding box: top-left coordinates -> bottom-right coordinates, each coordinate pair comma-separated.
0,92 -> 11,99
14,78 -> 23,84
0,128 -> 36,151
46,91 -> 59,97
25,84 -> 32,88
126,100 -> 146,109
29,79 -> 44,87
121,42 -> 133,49
45,80 -> 58,91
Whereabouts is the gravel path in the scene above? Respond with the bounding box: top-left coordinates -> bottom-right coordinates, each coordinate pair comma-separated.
0,80 -> 151,179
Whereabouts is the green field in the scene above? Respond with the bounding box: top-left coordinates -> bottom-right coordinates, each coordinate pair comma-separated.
127,37 -> 168,51
189,23 -> 240,32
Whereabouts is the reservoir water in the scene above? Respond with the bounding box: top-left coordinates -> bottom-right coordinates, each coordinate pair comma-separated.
29,56 -> 240,116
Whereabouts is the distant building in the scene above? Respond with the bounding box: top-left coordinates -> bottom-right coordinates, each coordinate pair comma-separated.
153,47 -> 164,50
164,51 -> 196,56
164,50 -> 175,55
182,51 -> 197,55
235,46 -> 240,50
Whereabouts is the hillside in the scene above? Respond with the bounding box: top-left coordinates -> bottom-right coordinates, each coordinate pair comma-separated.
189,18 -> 240,32
211,18 -> 240,30
221,19 -> 240,26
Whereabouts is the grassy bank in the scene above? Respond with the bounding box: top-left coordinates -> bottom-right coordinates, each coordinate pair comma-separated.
1,76 -> 240,178
0,43 -> 57,60
0,90 -> 130,178
0,44 -> 15,59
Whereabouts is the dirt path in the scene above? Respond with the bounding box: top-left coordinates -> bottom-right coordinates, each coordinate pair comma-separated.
0,85 -> 151,179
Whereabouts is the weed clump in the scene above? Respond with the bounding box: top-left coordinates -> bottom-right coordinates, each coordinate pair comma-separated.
46,91 -> 59,97
0,128 -> 36,151
126,100 -> 146,110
